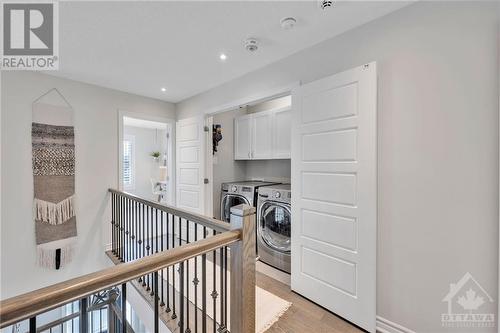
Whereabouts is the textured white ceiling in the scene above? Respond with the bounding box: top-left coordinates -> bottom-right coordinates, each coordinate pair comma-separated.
49,1 -> 411,102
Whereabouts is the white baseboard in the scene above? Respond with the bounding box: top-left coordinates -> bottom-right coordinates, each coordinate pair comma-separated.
376,316 -> 416,333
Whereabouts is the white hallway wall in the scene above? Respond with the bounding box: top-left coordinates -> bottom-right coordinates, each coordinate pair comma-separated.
0,71 -> 175,298
177,2 -> 499,332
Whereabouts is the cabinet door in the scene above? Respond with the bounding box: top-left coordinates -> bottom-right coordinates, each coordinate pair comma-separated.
252,111 -> 273,159
234,115 -> 252,160
273,107 -> 291,159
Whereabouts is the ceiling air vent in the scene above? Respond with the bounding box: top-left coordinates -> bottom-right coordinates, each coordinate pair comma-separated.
318,0 -> 334,10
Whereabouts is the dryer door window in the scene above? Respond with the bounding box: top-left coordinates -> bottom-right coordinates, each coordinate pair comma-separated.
259,202 -> 291,253
221,194 -> 250,222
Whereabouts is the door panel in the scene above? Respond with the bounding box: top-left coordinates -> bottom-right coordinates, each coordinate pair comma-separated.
252,111 -> 273,159
273,107 -> 292,159
176,116 -> 205,215
234,115 -> 252,160
291,63 -> 377,332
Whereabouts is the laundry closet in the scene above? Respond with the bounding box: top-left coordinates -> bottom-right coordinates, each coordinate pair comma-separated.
210,95 -> 292,273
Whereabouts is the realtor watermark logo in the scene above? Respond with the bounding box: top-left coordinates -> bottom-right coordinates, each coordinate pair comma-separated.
1,1 -> 59,70
441,272 -> 495,329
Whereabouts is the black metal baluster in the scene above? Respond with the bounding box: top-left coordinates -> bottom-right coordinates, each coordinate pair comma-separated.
128,200 -> 134,261
202,251 -> 207,333
80,297 -> 88,333
179,217 -> 184,329
140,203 -> 145,285
121,196 -> 125,262
126,198 -> 129,262
111,193 -> 115,255
29,317 -> 36,333
171,214 -> 177,320
120,196 -> 124,262
155,209 -> 159,256
166,212 -> 171,313
121,284 -> 127,333
154,271 -> 159,333
149,206 -> 154,293
212,229 -> 217,333
179,261 -> 185,333
219,242 -> 224,332
146,206 -> 151,291
124,197 -> 127,262
151,208 -> 158,296
118,196 -> 122,262
116,195 -> 119,260
194,223 -> 199,333
160,211 -> 165,308
186,220 -> 191,333
224,246 -> 228,332
134,201 -> 138,261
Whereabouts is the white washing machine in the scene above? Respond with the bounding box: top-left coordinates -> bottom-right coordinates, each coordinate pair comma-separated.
256,184 -> 291,273
220,181 -> 281,223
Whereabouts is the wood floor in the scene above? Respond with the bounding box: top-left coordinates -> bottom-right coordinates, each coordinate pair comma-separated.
257,271 -> 364,333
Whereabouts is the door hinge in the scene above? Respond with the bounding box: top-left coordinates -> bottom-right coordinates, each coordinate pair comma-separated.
204,126 -> 210,132
204,178 -> 209,184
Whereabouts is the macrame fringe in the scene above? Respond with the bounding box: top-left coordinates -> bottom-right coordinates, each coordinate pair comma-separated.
34,195 -> 74,225
37,243 -> 74,269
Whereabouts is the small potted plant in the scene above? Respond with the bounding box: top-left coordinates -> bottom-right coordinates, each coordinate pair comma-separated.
150,151 -> 161,161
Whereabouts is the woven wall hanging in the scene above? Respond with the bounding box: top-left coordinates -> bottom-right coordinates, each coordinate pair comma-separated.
32,89 -> 77,270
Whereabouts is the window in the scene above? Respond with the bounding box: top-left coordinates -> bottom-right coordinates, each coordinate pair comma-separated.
123,135 -> 135,189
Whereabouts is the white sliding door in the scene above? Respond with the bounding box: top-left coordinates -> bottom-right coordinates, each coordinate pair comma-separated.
291,63 -> 377,332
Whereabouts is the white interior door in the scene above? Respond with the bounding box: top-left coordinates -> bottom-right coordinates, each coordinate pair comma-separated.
176,116 -> 205,215
291,63 -> 377,332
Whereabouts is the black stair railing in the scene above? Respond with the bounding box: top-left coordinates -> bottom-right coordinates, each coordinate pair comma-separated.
109,189 -> 241,333
0,189 -> 255,333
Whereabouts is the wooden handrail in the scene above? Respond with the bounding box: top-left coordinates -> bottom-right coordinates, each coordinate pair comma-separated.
0,229 -> 241,328
109,188 -> 231,232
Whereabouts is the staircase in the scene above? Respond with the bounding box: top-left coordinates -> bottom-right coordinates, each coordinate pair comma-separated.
0,189 -> 256,333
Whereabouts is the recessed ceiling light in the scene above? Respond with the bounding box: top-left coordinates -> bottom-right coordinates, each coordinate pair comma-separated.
219,53 -> 227,61
161,87 -> 166,92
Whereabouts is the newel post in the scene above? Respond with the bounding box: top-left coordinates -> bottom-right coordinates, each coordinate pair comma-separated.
229,204 -> 256,333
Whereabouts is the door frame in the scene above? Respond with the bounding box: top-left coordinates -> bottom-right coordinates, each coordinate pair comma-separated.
117,110 -> 176,206
202,81 -> 300,218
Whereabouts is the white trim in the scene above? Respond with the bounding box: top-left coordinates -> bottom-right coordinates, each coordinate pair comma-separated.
205,116 -> 214,218
376,316 -> 416,333
203,81 -> 300,116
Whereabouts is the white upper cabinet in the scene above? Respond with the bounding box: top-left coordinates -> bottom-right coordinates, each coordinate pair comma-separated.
234,106 -> 291,160
273,107 -> 291,159
234,115 -> 252,159
252,111 -> 273,159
